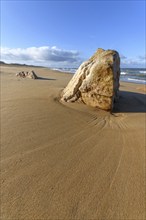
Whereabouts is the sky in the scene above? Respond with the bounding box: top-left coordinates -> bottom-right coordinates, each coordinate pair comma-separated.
1,0 -> 145,68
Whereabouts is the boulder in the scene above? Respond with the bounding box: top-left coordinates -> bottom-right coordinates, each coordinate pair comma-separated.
61,48 -> 120,110
16,70 -> 38,79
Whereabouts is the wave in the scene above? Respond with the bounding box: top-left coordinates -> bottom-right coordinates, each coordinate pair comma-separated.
139,71 -> 146,74
51,68 -> 62,72
121,72 -> 127,75
127,78 -> 146,84
51,68 -> 76,73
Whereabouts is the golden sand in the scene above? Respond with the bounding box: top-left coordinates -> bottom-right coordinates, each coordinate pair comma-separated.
1,65 -> 145,219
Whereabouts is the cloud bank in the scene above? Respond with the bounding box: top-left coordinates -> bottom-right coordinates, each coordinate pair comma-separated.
0,46 -> 82,67
0,46 -> 145,68
120,54 -> 146,67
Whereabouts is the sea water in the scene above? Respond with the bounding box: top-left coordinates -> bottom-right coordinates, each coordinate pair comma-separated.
120,68 -> 146,84
51,67 -> 146,84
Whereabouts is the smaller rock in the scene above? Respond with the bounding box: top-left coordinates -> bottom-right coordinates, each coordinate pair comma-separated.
27,70 -> 38,79
16,70 -> 38,79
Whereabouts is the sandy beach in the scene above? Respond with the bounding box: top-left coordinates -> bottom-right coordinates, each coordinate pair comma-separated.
1,65 -> 145,219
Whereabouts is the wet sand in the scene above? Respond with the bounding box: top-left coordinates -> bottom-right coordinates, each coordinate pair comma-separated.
1,65 -> 145,219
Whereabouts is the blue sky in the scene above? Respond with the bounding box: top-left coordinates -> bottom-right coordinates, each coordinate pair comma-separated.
1,0 -> 145,68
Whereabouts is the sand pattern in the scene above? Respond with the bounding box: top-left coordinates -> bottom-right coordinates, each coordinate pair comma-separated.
1,65 -> 145,219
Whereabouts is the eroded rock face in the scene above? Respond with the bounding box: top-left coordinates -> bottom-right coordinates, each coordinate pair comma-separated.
16,70 -> 38,79
61,48 -> 120,110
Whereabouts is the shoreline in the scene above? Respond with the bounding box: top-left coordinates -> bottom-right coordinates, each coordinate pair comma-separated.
1,63 -> 145,85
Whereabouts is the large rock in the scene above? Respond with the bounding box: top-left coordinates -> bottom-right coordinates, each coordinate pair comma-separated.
61,48 -> 120,110
16,70 -> 38,79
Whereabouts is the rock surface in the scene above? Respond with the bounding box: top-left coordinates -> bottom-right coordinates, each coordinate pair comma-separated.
61,48 -> 120,110
16,70 -> 38,79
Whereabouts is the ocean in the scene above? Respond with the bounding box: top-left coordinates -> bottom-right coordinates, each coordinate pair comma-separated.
120,68 -> 146,84
51,67 -> 146,84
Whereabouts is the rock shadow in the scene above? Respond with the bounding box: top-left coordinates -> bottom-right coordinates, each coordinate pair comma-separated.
113,91 -> 146,113
37,77 -> 56,81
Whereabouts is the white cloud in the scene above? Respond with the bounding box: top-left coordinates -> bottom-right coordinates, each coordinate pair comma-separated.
120,54 -> 127,60
138,55 -> 146,60
1,46 -> 145,68
0,46 -> 82,67
120,54 -> 146,67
